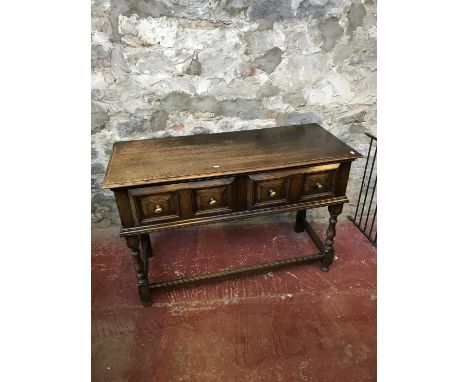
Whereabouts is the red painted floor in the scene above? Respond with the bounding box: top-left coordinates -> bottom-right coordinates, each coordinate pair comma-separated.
92,219 -> 376,382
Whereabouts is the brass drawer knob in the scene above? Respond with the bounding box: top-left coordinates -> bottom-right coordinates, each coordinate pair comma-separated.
209,198 -> 217,206
154,205 -> 163,214
316,182 -> 324,190
268,189 -> 277,197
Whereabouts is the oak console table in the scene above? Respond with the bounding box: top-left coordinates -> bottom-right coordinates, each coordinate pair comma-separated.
103,123 -> 361,306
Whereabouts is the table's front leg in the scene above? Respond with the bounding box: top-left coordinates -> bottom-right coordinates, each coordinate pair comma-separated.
125,236 -> 151,306
320,204 -> 343,272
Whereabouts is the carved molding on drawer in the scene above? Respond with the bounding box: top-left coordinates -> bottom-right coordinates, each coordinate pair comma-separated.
247,174 -> 289,209
300,171 -> 337,201
136,192 -> 180,223
193,185 -> 233,216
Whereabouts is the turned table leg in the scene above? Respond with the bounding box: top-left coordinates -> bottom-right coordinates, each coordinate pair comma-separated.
126,236 -> 151,306
320,204 -> 343,272
295,210 -> 306,233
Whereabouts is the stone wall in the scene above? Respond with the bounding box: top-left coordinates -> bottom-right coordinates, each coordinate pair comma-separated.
91,0 -> 377,229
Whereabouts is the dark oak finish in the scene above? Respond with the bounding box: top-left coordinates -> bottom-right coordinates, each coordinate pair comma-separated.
125,236 -> 151,306
321,204 -> 344,272
103,124 -> 361,306
103,123 -> 361,189
148,253 -> 324,291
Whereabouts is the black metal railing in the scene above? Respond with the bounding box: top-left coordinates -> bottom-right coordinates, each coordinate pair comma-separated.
348,132 -> 377,246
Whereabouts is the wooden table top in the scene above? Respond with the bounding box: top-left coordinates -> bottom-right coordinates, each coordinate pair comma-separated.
103,123 -> 361,189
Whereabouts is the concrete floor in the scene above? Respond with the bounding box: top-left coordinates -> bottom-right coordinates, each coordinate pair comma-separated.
92,218 -> 376,382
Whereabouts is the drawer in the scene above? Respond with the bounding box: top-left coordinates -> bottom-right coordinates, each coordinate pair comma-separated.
191,177 -> 235,216
247,172 -> 290,208
300,170 -> 336,201
127,177 -> 235,224
128,188 -> 180,224
247,163 -> 340,208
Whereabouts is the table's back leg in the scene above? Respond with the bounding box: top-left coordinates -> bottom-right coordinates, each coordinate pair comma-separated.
295,209 -> 307,233
140,234 -> 153,259
125,236 -> 151,306
320,204 -> 343,272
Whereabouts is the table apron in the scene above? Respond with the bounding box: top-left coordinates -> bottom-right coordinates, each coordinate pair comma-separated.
119,195 -> 348,237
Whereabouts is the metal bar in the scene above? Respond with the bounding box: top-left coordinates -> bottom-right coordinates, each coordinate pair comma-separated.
148,253 -> 324,291
369,206 -> 377,238
347,216 -> 377,247
363,176 -> 377,234
348,132 -> 377,247
358,147 -> 377,226
365,132 -> 377,141
353,138 -> 374,221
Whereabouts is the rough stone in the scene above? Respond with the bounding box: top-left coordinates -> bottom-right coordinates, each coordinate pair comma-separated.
275,111 -> 323,126
91,44 -> 111,70
338,109 -> 367,124
123,0 -> 231,22
151,110 -> 168,130
92,163 -> 106,175
254,47 -> 283,74
347,0 -> 367,35
271,52 -> 327,91
248,0 -> 294,21
285,24 -> 322,53
115,112 -> 152,138
185,53 -> 202,75
123,0 -> 172,19
192,126 -> 211,135
197,35 -> 247,82
257,83 -> 280,98
92,111 -> 109,134
121,46 -> 184,75
165,112 -> 276,135
331,122 -> 367,144
283,92 -> 307,107
326,72 -> 355,101
119,14 -> 178,48
223,0 -> 251,16
209,76 -> 263,101
192,95 -> 222,114
248,0 -> 342,21
262,95 -> 289,113
318,17 -> 343,52
255,16 -> 274,31
244,28 -> 286,55
219,99 -> 265,120
91,192 -> 119,226
334,43 -> 360,65
157,92 -> 224,115
110,44 -> 129,80
159,92 -> 193,112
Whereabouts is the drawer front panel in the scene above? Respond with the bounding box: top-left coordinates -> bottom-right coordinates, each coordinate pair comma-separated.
131,191 -> 180,223
301,171 -> 336,200
192,178 -> 234,216
247,171 -> 290,208
128,163 -> 340,224
248,175 -> 289,208
248,163 -> 340,208
128,177 -> 235,224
